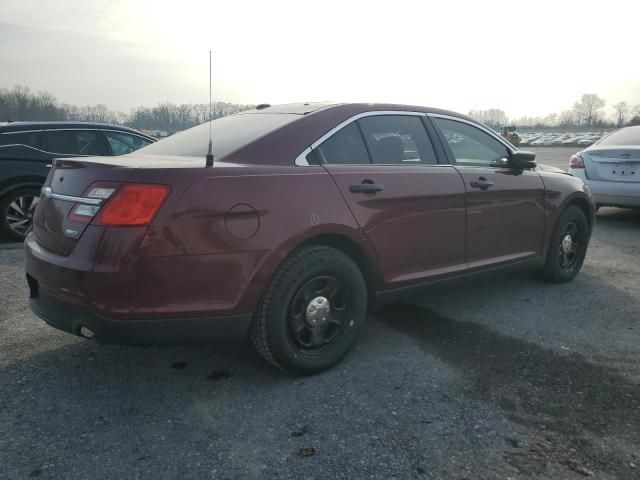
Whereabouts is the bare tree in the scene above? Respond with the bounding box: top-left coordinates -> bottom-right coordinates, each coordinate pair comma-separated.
0,84 -> 253,131
612,102 -> 629,127
573,94 -> 605,127
468,108 -> 508,128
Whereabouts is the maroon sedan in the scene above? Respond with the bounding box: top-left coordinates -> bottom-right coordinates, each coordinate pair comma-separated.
25,103 -> 594,374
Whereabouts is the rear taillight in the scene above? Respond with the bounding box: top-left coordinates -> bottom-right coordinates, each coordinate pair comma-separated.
95,184 -> 170,226
68,182 -> 118,223
67,182 -> 170,226
569,153 -> 584,169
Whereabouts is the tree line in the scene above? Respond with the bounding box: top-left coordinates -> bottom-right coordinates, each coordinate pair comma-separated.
0,85 -> 253,132
3,85 -> 639,132
471,93 -> 640,130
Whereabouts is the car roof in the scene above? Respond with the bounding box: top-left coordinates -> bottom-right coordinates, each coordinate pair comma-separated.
0,121 -> 153,138
227,102 -> 485,166
238,102 -> 341,115
238,102 -> 475,121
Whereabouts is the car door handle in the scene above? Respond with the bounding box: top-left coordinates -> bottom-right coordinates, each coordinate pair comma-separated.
349,183 -> 384,194
470,178 -> 494,190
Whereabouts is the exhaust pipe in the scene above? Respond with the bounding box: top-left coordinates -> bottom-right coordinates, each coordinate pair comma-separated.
79,326 -> 95,339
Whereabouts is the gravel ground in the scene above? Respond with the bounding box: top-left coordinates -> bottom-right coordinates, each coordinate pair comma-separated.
1,206 -> 639,479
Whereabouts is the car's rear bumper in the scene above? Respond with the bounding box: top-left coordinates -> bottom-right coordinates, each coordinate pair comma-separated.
28,283 -> 252,345
24,230 -> 264,345
570,170 -> 640,207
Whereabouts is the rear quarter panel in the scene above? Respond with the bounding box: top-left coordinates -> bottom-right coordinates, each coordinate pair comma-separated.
124,165 -> 380,316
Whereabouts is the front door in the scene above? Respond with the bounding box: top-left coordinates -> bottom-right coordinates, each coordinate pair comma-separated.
315,114 -> 467,288
431,116 -> 545,270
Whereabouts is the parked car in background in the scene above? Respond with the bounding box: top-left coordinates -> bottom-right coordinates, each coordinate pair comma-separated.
569,125 -> 640,209
25,103 -> 594,374
0,122 -> 155,240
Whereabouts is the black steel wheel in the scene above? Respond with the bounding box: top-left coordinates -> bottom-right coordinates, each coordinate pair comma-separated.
540,205 -> 589,283
251,245 -> 367,375
288,276 -> 351,356
0,187 -> 40,241
558,221 -> 580,271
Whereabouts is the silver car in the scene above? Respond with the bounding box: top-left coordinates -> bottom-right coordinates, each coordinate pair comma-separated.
569,126 -> 640,209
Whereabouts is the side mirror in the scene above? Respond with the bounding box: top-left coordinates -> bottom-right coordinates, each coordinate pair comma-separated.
509,150 -> 536,169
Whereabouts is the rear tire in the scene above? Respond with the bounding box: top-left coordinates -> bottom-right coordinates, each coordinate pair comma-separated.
0,187 -> 40,242
251,245 -> 367,375
539,205 -> 589,283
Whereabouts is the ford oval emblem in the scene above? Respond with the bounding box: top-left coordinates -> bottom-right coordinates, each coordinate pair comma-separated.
41,187 -> 53,199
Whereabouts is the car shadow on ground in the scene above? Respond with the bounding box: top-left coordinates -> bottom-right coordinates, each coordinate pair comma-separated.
376,297 -> 640,477
379,302 -> 640,442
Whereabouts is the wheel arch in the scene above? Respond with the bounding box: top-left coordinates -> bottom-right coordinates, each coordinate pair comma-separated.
295,232 -> 382,300
0,176 -> 46,199
564,194 -> 595,233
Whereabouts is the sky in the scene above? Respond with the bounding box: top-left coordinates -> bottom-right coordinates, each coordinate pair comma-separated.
1,0 -> 638,118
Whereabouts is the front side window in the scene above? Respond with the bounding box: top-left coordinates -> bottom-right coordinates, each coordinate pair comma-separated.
359,115 -> 437,165
435,118 -> 509,167
316,122 -> 370,165
44,130 -> 107,156
105,132 -> 152,155
0,131 -> 42,148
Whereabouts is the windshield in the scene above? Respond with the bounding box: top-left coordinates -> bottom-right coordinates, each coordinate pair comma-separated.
135,113 -> 299,158
597,127 -> 640,146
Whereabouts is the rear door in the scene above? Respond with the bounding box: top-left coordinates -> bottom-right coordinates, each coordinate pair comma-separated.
317,113 -> 467,288
430,115 -> 545,270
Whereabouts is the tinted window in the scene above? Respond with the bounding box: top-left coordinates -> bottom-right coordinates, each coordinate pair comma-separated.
137,113 -> 298,158
598,127 -> 640,146
435,118 -> 508,167
0,131 -> 42,148
359,115 -> 437,165
44,130 -> 107,156
105,132 -> 152,155
316,122 -> 370,165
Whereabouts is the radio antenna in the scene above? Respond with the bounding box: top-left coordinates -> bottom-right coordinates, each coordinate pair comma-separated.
205,50 -> 214,167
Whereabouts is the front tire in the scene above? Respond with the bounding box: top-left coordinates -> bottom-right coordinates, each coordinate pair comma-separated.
0,187 -> 40,241
251,245 -> 367,375
539,205 -> 589,283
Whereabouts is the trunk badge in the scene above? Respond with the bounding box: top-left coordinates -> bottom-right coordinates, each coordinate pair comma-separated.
64,228 -> 79,238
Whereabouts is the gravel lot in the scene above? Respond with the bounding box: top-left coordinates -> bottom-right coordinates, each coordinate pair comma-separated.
1,158 -> 639,479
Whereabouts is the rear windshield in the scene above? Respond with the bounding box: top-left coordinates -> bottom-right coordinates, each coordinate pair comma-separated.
597,127 -> 640,146
135,113 -> 299,158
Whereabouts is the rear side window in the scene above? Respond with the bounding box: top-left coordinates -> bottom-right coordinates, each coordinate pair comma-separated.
316,122 -> 370,165
435,118 -> 508,167
137,113 -> 299,158
0,131 -> 42,148
105,132 -> 152,155
598,127 -> 640,146
44,130 -> 107,156
359,115 -> 437,165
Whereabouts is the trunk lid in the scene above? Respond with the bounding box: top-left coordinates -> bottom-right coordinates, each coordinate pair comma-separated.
582,146 -> 640,182
33,158 -> 135,255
